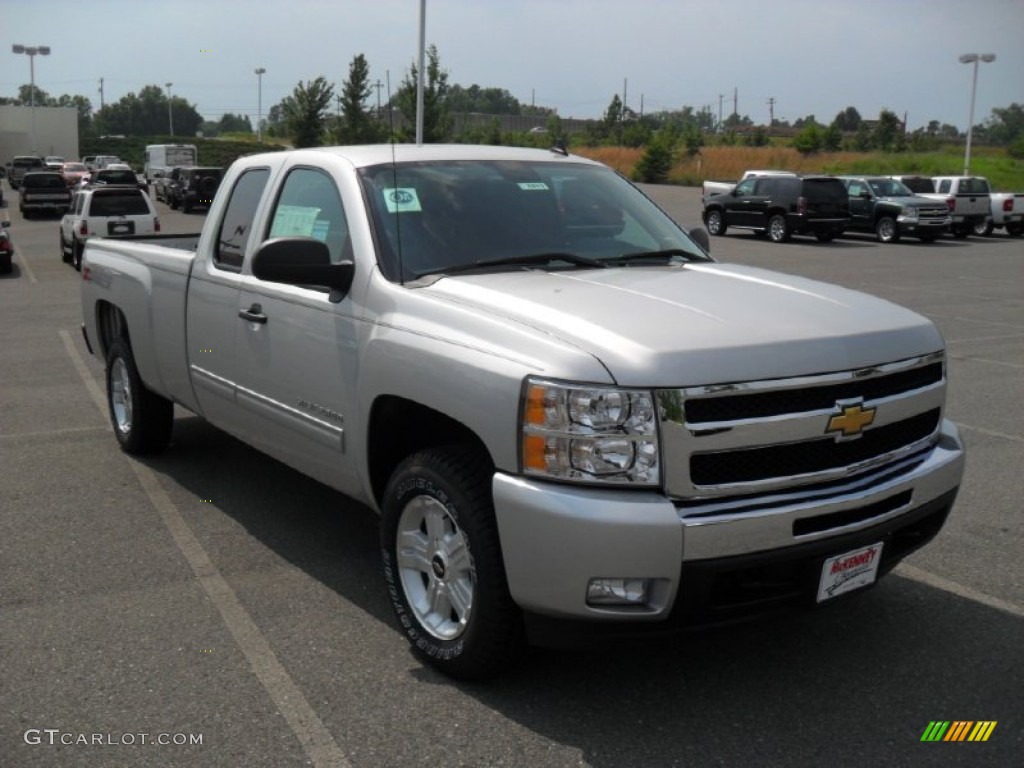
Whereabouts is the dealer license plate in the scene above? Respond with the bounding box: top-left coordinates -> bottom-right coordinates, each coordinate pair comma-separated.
816,542 -> 883,603
110,224 -> 130,234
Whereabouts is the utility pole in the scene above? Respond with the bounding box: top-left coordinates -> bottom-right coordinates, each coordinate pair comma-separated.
733,87 -> 738,119
98,77 -> 105,110
374,80 -> 382,114
640,93 -> 644,118
623,77 -> 628,114
718,94 -> 723,131
767,96 -> 775,125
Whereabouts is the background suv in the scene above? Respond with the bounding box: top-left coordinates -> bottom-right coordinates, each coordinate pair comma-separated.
703,175 -> 850,242
168,166 -> 223,212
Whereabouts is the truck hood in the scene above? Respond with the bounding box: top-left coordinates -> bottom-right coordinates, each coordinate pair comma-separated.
877,194 -> 948,209
420,263 -> 943,386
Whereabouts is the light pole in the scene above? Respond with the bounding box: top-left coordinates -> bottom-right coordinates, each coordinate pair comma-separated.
254,67 -> 266,143
959,53 -> 995,176
11,44 -> 51,153
166,82 -> 174,136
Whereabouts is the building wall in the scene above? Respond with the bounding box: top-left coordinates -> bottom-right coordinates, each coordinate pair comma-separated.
0,105 -> 79,163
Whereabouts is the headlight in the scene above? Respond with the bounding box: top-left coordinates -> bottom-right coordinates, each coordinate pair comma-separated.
520,378 -> 660,485
900,206 -> 919,220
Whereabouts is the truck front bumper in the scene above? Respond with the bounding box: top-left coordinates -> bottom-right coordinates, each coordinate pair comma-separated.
493,419 -> 964,629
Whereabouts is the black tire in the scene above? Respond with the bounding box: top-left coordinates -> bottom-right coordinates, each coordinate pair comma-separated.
767,213 -> 790,243
973,219 -> 994,237
72,239 -> 84,271
1006,222 -> 1023,237
381,446 -> 524,680
875,216 -> 900,243
105,339 -> 174,455
705,209 -> 727,236
60,233 -> 70,263
951,224 -> 970,239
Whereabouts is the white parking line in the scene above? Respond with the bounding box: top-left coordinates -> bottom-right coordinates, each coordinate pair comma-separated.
14,244 -> 38,284
956,423 -> 1024,444
895,563 -> 1024,619
59,330 -> 350,768
948,354 -> 1024,370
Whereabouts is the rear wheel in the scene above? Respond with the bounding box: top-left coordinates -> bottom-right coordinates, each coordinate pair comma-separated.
72,239 -> 84,271
60,233 -> 70,263
767,214 -> 790,243
875,217 -> 900,243
973,218 -> 994,237
704,209 -> 727,236
105,339 -> 174,455
381,446 -> 524,680
951,224 -> 970,239
1006,222 -> 1023,237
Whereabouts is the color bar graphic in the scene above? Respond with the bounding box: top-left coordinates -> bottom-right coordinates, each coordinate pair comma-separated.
920,721 -> 996,742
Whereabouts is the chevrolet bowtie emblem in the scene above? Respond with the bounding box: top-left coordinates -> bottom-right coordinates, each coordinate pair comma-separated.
826,401 -> 876,439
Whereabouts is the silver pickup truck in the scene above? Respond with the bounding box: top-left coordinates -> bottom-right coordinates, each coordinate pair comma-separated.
82,145 -> 965,679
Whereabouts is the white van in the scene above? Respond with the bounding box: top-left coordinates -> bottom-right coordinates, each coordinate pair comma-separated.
144,144 -> 198,184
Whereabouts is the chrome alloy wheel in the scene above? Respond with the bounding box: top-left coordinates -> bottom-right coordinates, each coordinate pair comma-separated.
396,494 -> 475,641
110,357 -> 133,434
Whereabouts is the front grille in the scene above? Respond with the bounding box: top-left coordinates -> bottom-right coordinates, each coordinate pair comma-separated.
690,409 -> 940,486
685,362 -> 942,423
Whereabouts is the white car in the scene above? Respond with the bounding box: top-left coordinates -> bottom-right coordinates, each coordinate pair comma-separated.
60,186 -> 160,270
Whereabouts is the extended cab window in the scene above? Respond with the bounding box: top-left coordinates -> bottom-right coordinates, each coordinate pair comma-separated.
215,168 -> 270,270
266,167 -> 349,263
938,180 -> 951,193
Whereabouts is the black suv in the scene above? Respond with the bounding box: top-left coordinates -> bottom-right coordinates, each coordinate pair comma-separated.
703,175 -> 850,242
19,171 -> 72,218
168,166 -> 223,212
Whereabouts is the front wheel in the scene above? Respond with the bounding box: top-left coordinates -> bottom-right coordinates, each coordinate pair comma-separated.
381,447 -> 524,680
705,209 -> 727,236
105,339 -> 174,455
767,214 -> 790,243
875,216 -> 901,243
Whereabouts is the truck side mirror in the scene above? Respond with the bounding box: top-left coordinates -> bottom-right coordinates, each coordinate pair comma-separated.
252,237 -> 355,302
688,226 -> 710,253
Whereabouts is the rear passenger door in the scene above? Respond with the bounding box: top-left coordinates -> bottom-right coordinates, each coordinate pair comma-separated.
186,167 -> 271,435
231,165 -> 362,493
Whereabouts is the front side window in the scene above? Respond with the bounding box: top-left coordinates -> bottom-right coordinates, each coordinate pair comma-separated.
735,178 -> 757,196
215,168 -> 270,270
359,160 -> 706,282
266,167 -> 349,263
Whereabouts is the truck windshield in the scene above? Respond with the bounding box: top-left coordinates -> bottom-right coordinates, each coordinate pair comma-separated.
868,179 -> 913,197
359,160 -> 708,282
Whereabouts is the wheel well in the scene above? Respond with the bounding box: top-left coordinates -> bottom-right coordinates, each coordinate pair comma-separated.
366,395 -> 492,506
96,301 -> 131,360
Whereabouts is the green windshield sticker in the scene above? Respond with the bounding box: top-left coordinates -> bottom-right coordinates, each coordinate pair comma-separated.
269,205 -> 321,238
517,182 -> 550,191
383,187 -> 422,213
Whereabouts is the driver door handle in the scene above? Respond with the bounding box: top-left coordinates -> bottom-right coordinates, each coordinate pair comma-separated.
239,303 -> 267,324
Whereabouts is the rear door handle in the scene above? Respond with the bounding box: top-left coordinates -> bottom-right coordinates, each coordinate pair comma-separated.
239,304 -> 267,324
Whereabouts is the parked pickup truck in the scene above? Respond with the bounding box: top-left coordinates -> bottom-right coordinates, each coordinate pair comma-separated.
892,175 -> 991,238
975,192 -> 1024,237
701,169 -> 794,204
81,145 -> 965,680
838,176 -> 951,243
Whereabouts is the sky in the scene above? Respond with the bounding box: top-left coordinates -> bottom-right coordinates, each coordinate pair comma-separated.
4,0 -> 1023,132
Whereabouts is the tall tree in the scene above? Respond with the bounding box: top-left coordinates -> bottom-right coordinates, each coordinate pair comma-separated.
394,44 -> 451,142
873,109 -> 902,151
282,77 -> 335,148
94,85 -> 201,136
334,54 -> 385,144
831,106 -> 862,132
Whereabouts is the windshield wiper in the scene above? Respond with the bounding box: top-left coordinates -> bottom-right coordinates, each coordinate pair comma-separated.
416,252 -> 607,278
604,248 -> 702,266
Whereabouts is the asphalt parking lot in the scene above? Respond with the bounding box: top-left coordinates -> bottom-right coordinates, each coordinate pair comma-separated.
1,180 -> 1021,767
